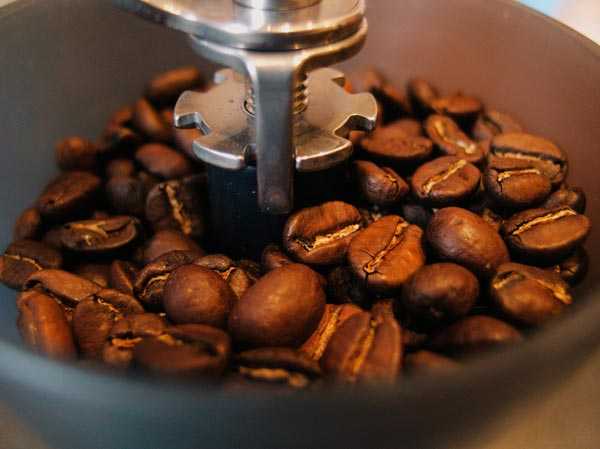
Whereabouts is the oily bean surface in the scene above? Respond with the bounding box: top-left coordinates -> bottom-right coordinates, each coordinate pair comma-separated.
37,171 -> 101,221
135,143 -> 193,180
431,93 -> 483,132
353,160 -> 408,206
425,115 -> 484,164
0,240 -> 62,290
142,229 -> 203,264
541,186 -> 586,214
60,216 -> 139,253
473,110 -> 523,141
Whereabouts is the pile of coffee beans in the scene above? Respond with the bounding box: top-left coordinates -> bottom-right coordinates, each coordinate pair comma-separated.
0,66 -> 592,388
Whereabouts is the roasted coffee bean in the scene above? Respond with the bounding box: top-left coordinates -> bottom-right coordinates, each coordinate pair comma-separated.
502,206 -> 590,262
472,110 -> 523,141
145,66 -> 203,106
490,132 -> 567,187
24,269 -> 102,319
145,175 -> 205,238
133,324 -> 231,378
236,347 -> 321,388
74,263 -> 111,288
425,115 -> 485,164
105,158 -> 137,179
404,350 -> 459,375
107,105 -> 134,128
135,143 -> 193,180
326,265 -> 371,307
17,290 -> 76,360
361,128 -> 433,168
541,186 -> 586,214
347,215 -> 425,293
134,250 -> 200,310
73,288 -> 144,359
142,229 -> 203,264
105,176 -> 146,216
411,156 -> 481,207
37,171 -> 101,221
0,240 -> 62,290
549,247 -> 589,286
228,264 -> 325,348
100,124 -> 142,156
109,260 -> 138,295
431,93 -> 483,132
407,78 -> 439,119
195,254 -> 254,299
60,216 -> 140,253
282,201 -> 362,266
353,160 -> 408,206
163,264 -> 235,328
480,208 -> 503,232
401,263 -> 479,329
484,157 -> 551,209
261,244 -> 293,272
41,226 -> 64,250
400,202 -> 433,229
402,328 -> 428,351
426,207 -> 510,278
386,118 -> 423,137
430,315 -> 522,355
13,207 -> 42,241
301,304 -> 363,361
358,207 -> 385,227
102,313 -> 166,368
490,262 -> 572,326
131,98 -> 171,142
55,136 -> 98,171
321,310 -> 403,383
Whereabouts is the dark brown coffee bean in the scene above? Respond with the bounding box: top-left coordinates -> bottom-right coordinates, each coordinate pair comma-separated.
37,171 -> 101,221
353,160 -> 408,206
361,128 -> 433,168
73,288 -> 144,359
105,176 -> 146,216
411,156 -> 481,207
100,124 -> 142,156
109,260 -> 138,295
347,215 -> 425,293
549,247 -> 588,286
502,206 -> 590,262
386,118 -> 423,137
282,201 -> 362,266
142,229 -> 203,264
145,66 -> 203,106
321,310 -> 403,383
490,262 -> 572,326
102,313 -> 166,368
326,265 -> 371,307
55,136 -> 98,171
131,98 -> 171,143
236,347 -> 321,388
490,133 -> 567,187
60,216 -> 140,253
0,240 -> 62,290
484,157 -> 551,209
426,207 -> 510,278
472,110 -> 523,141
429,315 -> 522,355
133,324 -> 231,378
425,115 -> 485,164
261,244 -> 293,272
301,304 -> 364,362
407,78 -> 439,119
400,202 -> 433,229
228,264 -> 325,348
401,263 -> 479,329
163,264 -> 235,328
107,105 -> 134,128
105,158 -> 137,179
134,250 -> 200,310
195,254 -> 255,299
135,143 -> 193,180
431,93 -> 483,132
358,207 -> 385,227
541,186 -> 586,214
145,175 -> 205,238
74,263 -> 111,288
480,208 -> 503,232
17,290 -> 76,360
404,350 -> 459,375
13,207 -> 42,241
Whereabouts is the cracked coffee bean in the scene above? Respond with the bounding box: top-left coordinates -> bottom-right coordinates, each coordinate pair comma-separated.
502,206 -> 590,262
55,136 -> 98,172
490,262 -> 572,326
17,289 -> 77,360
407,78 -> 439,119
425,115 -> 485,164
347,215 -> 425,293
37,171 -> 101,221
195,254 -> 254,299
135,143 -> 193,180
283,201 -> 363,266
541,186 -> 586,214
133,324 -> 231,378
228,264 -> 325,348
131,98 -> 171,142
411,156 -> 480,207
426,207 -> 509,278
472,110 -> 523,141
145,66 -> 203,106
431,93 -> 483,132
0,240 -> 62,290
13,207 -> 42,241
353,160 -> 408,206
60,216 -> 140,253
401,263 -> 479,329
